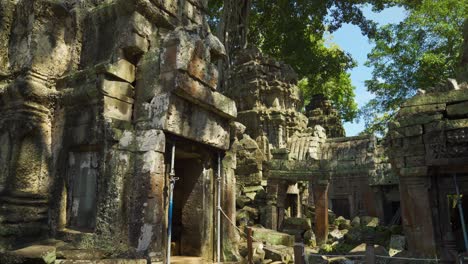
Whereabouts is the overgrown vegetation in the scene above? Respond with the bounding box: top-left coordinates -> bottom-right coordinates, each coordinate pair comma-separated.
361,0 -> 466,135
208,0 -> 466,133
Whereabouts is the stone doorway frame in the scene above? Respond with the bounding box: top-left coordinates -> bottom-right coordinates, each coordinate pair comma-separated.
164,135 -> 219,261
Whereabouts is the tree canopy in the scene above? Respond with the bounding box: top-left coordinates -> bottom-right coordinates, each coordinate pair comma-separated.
361,0 -> 466,135
208,0 -> 406,122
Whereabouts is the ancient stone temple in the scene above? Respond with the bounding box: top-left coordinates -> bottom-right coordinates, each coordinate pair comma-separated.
1,1 -> 466,263
387,78 -> 468,261
386,21 -> 468,262
306,94 -> 345,138
226,48 -> 398,250
0,0 -> 239,262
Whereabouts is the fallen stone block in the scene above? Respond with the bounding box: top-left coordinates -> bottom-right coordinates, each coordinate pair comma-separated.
349,243 -> 388,256
56,248 -> 106,260
7,245 -> 56,264
282,217 -> 311,231
263,245 -> 293,263
334,216 -> 351,230
252,227 -> 294,247
389,235 -> 406,257
361,216 -> 379,227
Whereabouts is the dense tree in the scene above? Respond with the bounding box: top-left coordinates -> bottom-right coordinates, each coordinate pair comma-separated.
208,0 -> 406,122
361,0 -> 466,135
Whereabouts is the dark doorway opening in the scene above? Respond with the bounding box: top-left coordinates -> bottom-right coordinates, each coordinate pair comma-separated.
384,201 -> 401,225
169,145 -> 214,259
331,198 -> 350,219
67,152 -> 98,231
286,194 -> 299,218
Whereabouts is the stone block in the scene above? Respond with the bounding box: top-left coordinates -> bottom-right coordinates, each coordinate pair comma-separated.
263,245 -> 293,263
9,245 -> 56,264
424,120 -> 445,132
56,248 -> 106,260
0,204 -> 47,223
242,185 -> 264,193
99,77 -> 135,98
236,172 -> 262,186
161,72 -> 237,118
103,96 -> 133,121
403,89 -> 468,107
101,59 -> 136,83
139,151 -> 165,175
447,102 -> 468,116
398,114 -> 444,127
164,96 -> 231,149
122,33 -> 149,58
446,118 -> 468,130
187,51 -> 219,90
136,129 -> 165,152
405,155 -> 426,167
251,227 -> 294,246
398,103 -> 446,116
329,228 -> 346,240
361,216 -> 379,227
282,217 -> 312,231
403,135 -> 423,146
389,235 -> 406,257
334,216 -> 351,230
400,166 -> 428,177
397,124 -> 423,137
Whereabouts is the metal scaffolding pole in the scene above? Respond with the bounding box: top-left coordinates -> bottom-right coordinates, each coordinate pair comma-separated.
453,173 -> 468,252
166,143 -> 178,264
217,153 -> 222,263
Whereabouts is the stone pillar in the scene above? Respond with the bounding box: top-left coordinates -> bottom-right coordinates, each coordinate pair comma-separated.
313,183 -> 329,245
222,150 -> 241,261
266,179 -> 280,230
129,130 -> 166,262
399,176 -> 437,256
277,180 -> 288,230
0,82 -> 54,250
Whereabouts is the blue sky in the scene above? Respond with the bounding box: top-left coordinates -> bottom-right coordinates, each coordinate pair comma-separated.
330,5 -> 407,136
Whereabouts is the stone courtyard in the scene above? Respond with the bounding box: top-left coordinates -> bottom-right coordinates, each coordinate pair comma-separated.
0,0 -> 467,264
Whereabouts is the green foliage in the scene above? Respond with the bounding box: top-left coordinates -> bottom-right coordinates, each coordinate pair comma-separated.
246,1 -> 363,121
362,0 -> 466,135
207,0 -> 408,122
299,70 -> 358,122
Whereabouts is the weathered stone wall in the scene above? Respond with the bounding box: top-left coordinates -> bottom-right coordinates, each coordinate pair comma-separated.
324,135 -> 398,222
0,1 -> 238,262
306,94 -> 345,138
226,47 -> 308,149
387,78 -> 468,258
225,48 -> 334,245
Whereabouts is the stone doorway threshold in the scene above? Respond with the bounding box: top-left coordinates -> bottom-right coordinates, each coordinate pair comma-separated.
169,256 -> 211,264
167,256 -> 239,264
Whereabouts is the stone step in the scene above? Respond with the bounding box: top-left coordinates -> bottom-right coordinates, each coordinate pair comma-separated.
170,256 -> 210,264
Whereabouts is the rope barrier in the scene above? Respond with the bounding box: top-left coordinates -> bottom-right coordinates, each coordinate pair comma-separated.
307,253 -> 439,262
307,253 -> 365,258
375,255 -> 439,262
218,206 -> 263,243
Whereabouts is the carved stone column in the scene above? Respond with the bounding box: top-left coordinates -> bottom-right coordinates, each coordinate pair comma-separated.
313,182 -> 329,245
399,175 -> 437,256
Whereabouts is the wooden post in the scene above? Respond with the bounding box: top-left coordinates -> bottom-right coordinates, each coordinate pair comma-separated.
365,232 -> 376,264
294,242 -> 305,264
247,227 -> 253,264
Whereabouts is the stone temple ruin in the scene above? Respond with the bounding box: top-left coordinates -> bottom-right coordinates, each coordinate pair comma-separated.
0,1 -> 467,263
